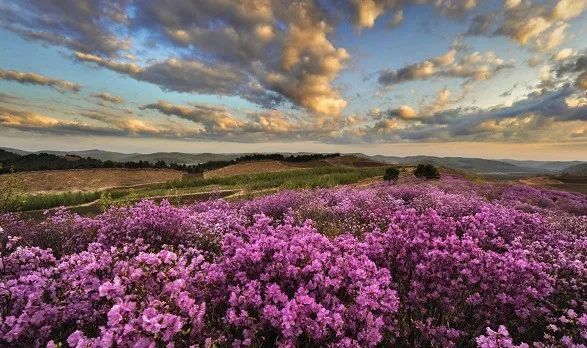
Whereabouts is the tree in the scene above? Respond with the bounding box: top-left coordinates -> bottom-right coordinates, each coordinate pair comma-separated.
413,164 -> 440,179
383,167 -> 400,182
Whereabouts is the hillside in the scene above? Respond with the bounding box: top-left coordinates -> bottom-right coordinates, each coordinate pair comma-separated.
2,147 -> 585,175
3,168 -> 184,193
500,159 -> 585,172
0,147 -> 239,164
562,163 -> 587,175
364,154 -> 586,174
3,172 -> 586,347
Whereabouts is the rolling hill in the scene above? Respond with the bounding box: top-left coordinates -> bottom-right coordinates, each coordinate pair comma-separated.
2,147 -> 585,175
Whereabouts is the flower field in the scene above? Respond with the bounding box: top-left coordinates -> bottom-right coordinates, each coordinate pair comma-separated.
1,175 -> 586,347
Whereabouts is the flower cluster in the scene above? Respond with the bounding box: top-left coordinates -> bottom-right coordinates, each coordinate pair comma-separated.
1,175 -> 586,347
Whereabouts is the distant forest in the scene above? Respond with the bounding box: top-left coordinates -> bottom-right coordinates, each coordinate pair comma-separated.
0,150 -> 340,174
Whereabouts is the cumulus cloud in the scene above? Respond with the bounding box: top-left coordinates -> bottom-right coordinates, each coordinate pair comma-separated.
2,83 -> 586,144
0,1 -> 340,114
491,0 -> 587,51
552,48 -> 575,61
347,0 -> 478,28
430,85 -> 587,140
74,53 -> 272,104
387,105 -> 418,119
527,56 -> 544,67
0,105 -> 209,139
0,68 -> 81,92
0,0 -> 130,56
378,48 -> 512,86
0,0 -> 484,117
555,53 -> 587,90
92,92 -> 124,104
140,100 -> 342,141
0,106 -> 130,137
378,87 -> 464,123
140,101 -> 245,132
466,13 -> 497,35
565,94 -> 587,108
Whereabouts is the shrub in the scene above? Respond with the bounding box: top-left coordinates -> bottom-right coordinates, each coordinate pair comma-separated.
414,163 -> 440,179
1,176 -> 586,347
383,167 -> 400,181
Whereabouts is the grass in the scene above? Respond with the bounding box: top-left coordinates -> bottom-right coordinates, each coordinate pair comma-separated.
10,166 -> 386,212
16,191 -> 101,211
161,166 -> 385,191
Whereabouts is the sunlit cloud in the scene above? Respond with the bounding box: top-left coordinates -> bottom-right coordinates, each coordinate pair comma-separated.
0,68 -> 81,92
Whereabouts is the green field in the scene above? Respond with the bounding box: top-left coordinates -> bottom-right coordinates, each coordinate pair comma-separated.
7,166 -> 386,212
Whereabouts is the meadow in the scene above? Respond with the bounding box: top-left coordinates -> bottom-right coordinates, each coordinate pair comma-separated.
5,166 -> 386,213
1,173 -> 586,347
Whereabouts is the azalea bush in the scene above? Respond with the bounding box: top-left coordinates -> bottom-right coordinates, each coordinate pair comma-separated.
1,175 -> 586,347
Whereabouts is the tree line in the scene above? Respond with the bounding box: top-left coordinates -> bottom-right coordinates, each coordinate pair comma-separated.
0,150 -> 340,174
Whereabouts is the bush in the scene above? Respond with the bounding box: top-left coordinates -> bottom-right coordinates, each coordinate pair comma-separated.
414,163 -> 440,179
2,177 -> 587,347
383,167 -> 400,181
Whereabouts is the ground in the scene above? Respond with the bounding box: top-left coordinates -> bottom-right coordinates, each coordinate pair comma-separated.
2,156 -> 585,214
0,168 -> 184,193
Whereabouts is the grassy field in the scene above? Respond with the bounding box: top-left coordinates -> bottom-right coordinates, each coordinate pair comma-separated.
0,168 -> 185,193
8,166 -> 386,212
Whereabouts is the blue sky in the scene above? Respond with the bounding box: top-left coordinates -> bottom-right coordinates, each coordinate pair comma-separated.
0,0 -> 586,160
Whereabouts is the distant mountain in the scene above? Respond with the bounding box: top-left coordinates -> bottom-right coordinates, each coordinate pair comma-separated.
562,163 -> 587,175
499,159 -> 585,172
361,155 -> 517,172
0,148 -> 240,164
1,147 -> 585,174
361,155 -> 585,174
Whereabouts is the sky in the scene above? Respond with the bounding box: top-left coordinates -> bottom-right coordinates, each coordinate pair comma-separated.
0,0 -> 586,160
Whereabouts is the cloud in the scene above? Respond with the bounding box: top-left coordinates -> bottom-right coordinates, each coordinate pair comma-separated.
552,48 -> 575,61
74,53 -> 270,104
130,0 -> 351,115
0,106 -> 130,137
504,0 -> 522,10
0,0 -> 483,117
466,13 -> 497,35
551,0 -> 587,20
0,68 -> 81,92
527,56 -> 543,67
388,9 -> 404,28
355,81 -> 587,143
418,87 -> 464,116
140,100 -> 342,141
0,105 -> 208,139
73,52 -> 142,75
427,85 -> 587,140
0,0 -> 130,56
577,72 -> 587,90
387,105 -> 418,119
65,1 -> 349,115
92,92 -> 124,104
140,101 -> 245,132
379,87 -> 465,123
378,48 -> 512,86
347,0 -> 478,28
493,0 -> 587,51
2,83 -> 586,144
555,53 -> 587,90
565,94 -> 587,108
536,23 -> 568,51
